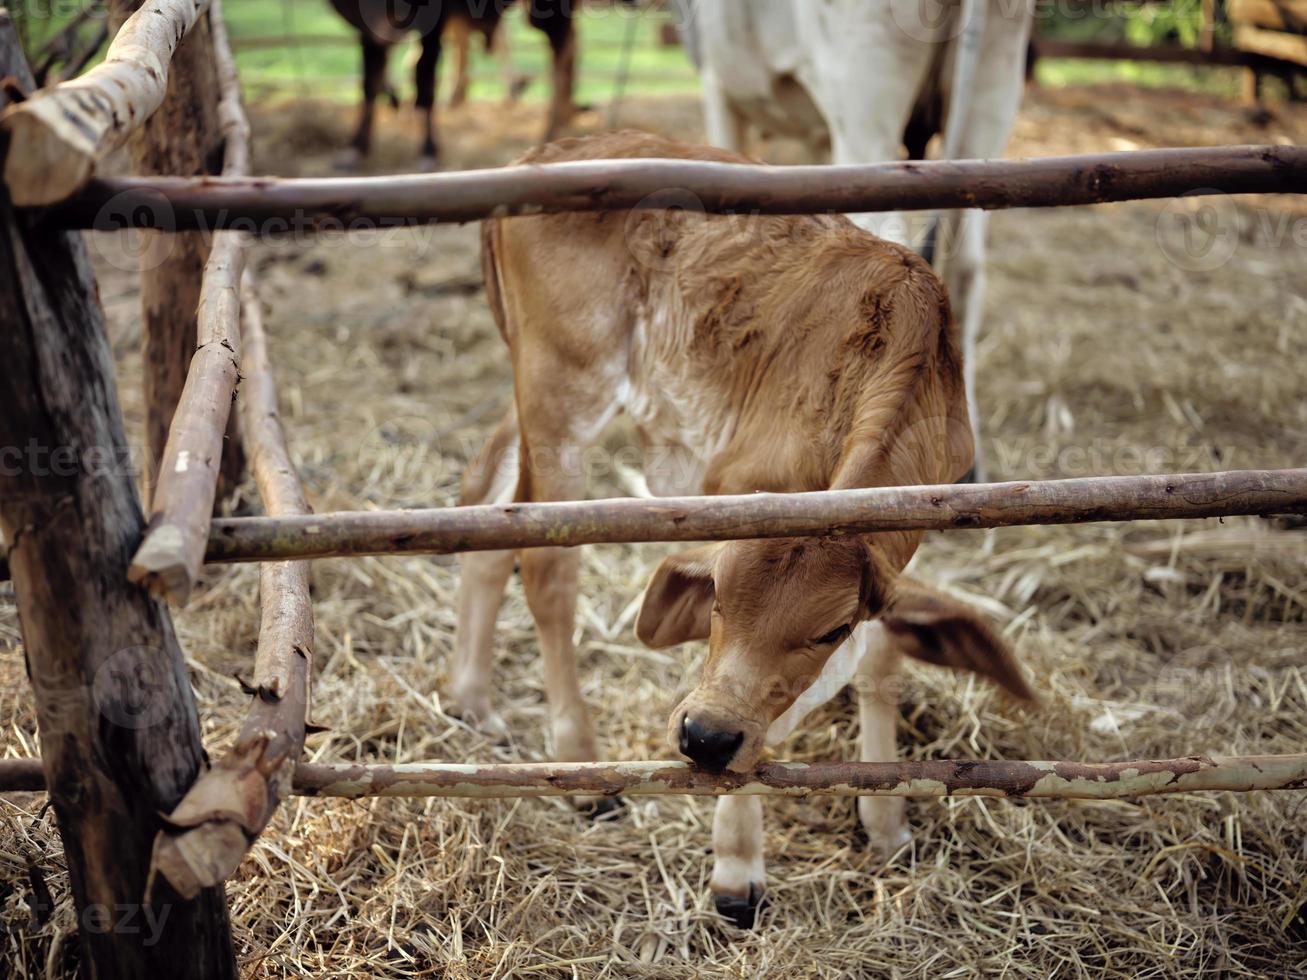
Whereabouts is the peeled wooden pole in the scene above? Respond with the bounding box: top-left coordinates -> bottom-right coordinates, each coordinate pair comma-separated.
129,0 -> 250,605
45,144 -> 1307,230
0,15 -> 235,976
106,0 -> 246,508
5,754 -> 1306,801
202,468 -> 1307,564
0,0 -> 212,206
149,277 -> 315,900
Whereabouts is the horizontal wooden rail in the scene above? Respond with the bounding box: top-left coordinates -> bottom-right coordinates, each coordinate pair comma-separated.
43,144 -> 1307,231
203,468 -> 1307,563
1032,37 -> 1284,69
4,754 -> 1306,799
0,0 -> 212,205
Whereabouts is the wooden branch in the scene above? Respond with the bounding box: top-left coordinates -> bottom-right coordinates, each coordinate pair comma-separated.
129,0 -> 250,605
1032,36 -> 1276,68
0,757 -> 45,791
6,754 -> 1307,801
294,754 -> 1307,800
0,13 -> 235,974
202,468 -> 1307,564
46,144 -> 1307,231
1229,0 -> 1307,33
109,0 -> 225,507
1234,23 -> 1307,67
0,0 -> 213,206
149,275 -> 314,900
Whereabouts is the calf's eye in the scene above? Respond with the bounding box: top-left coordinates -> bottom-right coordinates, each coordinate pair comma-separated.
813,624 -> 851,646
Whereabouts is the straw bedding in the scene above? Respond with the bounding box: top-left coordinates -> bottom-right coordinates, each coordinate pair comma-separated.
2,84 -> 1306,977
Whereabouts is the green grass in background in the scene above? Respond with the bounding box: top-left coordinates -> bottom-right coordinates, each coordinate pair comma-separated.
12,0 -> 1266,107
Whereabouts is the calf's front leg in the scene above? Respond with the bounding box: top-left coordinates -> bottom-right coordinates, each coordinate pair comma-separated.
856,622 -> 910,856
710,794 -> 766,928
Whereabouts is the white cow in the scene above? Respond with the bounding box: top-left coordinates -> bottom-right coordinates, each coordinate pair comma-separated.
679,0 -> 1033,480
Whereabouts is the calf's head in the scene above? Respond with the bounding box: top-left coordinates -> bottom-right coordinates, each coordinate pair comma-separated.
637,536 -> 1033,773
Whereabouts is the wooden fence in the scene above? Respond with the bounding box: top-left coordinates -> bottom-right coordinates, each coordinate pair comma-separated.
0,0 -> 1305,973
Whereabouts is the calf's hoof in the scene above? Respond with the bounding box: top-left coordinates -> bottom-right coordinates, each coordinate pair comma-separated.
575,794 -> 626,822
859,797 -> 911,860
713,883 -> 766,930
333,147 -> 365,172
867,824 -> 913,861
443,692 -> 509,739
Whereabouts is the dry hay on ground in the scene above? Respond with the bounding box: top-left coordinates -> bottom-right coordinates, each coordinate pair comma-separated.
2,85 -> 1307,977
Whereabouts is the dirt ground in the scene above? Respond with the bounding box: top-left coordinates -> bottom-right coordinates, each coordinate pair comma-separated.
3,83 -> 1307,978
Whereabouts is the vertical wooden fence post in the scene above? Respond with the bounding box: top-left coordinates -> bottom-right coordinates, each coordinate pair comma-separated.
0,16 -> 236,978
106,1 -> 245,508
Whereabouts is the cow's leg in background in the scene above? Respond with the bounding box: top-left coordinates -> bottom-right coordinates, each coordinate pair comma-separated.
531,0 -> 579,141
342,35 -> 389,169
449,409 -> 521,735
700,69 -> 749,153
799,2 -> 935,249
414,26 -> 444,169
710,795 -> 766,929
855,622 -> 910,856
934,5 -> 1031,481
447,15 -> 472,109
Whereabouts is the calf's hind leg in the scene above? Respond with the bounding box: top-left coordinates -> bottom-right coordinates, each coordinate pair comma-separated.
511,348 -> 627,776
448,409 -> 519,735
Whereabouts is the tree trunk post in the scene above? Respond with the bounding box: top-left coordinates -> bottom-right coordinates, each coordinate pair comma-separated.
0,15 -> 235,978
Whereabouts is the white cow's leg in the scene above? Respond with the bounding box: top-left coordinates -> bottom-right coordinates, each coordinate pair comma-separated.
936,4 -> 1034,481
700,69 -> 748,153
710,794 -> 766,929
938,209 -> 989,482
855,622 -> 910,857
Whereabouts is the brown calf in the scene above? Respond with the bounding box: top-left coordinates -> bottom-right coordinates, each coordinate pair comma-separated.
452,131 -> 1033,928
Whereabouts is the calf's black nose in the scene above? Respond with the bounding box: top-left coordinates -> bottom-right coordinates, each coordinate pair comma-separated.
679,717 -> 744,772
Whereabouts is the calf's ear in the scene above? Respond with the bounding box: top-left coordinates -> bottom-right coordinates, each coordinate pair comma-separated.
636,544 -> 721,649
882,577 -> 1035,702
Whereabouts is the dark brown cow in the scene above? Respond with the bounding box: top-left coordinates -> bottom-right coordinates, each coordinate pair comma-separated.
327,0 -> 582,169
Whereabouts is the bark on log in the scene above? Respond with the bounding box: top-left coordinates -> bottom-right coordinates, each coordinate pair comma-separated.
0,0 -> 213,206
44,144 -> 1307,230
6,754 -> 1306,801
202,468 -> 1307,564
290,754 -> 1307,800
149,277 -> 315,900
129,0 -> 250,605
0,14 -> 235,977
